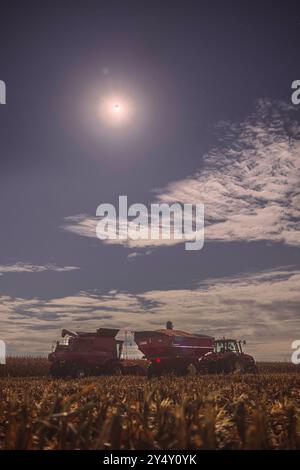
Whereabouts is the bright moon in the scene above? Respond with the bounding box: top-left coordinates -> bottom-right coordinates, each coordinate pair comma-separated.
99,96 -> 133,127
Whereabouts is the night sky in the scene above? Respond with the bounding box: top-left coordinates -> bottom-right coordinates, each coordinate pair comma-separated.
1,1 -> 300,359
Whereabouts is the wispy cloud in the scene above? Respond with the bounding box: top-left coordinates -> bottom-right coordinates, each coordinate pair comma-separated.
62,100 -> 300,250
62,215 -> 97,240
0,262 -> 79,276
160,100 -> 300,246
1,266 -> 299,360
127,250 -> 153,259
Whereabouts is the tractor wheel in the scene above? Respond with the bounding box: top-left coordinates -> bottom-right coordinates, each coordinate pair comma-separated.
147,363 -> 158,379
246,363 -> 258,374
110,364 -> 123,376
231,358 -> 245,374
186,363 -> 197,376
74,367 -> 86,379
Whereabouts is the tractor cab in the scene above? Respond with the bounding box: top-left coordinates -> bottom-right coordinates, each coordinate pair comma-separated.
214,338 -> 245,354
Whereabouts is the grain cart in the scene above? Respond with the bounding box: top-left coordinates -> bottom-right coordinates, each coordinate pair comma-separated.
198,338 -> 257,374
134,322 -> 214,377
48,328 -> 124,378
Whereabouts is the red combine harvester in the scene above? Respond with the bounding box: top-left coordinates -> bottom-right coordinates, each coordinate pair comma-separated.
134,321 -> 214,377
48,328 -> 124,378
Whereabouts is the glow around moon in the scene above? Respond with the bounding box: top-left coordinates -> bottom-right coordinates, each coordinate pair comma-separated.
80,82 -> 150,145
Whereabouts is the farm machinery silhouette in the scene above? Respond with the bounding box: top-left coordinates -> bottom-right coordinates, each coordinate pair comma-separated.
134,322 -> 257,377
48,328 -> 145,378
48,322 -> 257,378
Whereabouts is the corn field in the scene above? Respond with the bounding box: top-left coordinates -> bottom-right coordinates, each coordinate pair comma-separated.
0,359 -> 300,450
0,357 -> 50,377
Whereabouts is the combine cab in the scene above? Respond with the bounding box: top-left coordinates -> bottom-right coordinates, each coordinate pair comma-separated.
198,338 -> 257,374
48,328 -> 124,378
134,322 -> 214,377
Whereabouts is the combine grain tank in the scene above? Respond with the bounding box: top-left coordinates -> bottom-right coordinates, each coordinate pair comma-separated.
134,322 -> 214,377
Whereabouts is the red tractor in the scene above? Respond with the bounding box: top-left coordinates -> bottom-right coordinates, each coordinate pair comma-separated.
48,328 -> 124,378
134,321 -> 214,377
198,338 -> 257,374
